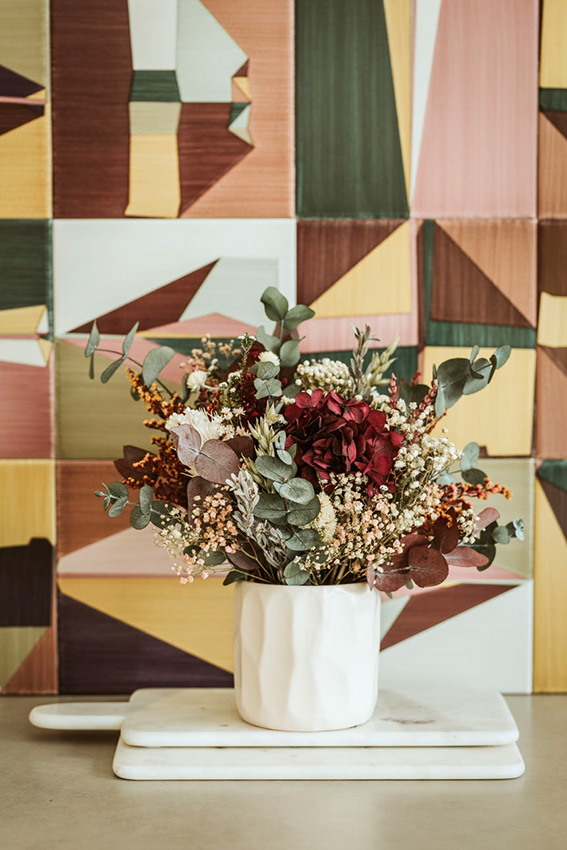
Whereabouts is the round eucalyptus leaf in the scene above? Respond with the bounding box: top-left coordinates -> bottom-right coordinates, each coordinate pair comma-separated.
108,495 -> 128,518
130,504 -> 150,529
278,477 -> 315,505
261,287 -> 289,322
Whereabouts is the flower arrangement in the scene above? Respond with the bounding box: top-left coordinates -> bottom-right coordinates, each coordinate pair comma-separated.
85,287 -> 523,592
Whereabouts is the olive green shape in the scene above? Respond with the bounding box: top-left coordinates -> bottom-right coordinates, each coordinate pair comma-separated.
296,0 -> 408,218
130,71 -> 181,103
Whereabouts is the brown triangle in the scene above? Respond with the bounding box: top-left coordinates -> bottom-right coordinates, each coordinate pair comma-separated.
536,347 -> 567,457
543,110 -> 567,142
538,113 -> 567,219
297,220 -> 404,305
381,584 -> 514,650
0,102 -> 44,136
2,627 -> 57,694
540,345 -> 567,378
540,479 -> 567,543
431,225 -> 532,327
233,60 -> 249,77
71,261 -> 217,334
538,221 -> 567,297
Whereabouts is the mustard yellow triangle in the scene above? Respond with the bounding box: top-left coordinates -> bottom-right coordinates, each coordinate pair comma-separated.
0,305 -> 46,334
0,112 -> 51,217
537,292 -> 567,347
383,0 -> 411,200
233,76 -> 251,100
0,627 -> 47,688
125,135 -> 181,219
540,0 -> 567,87
37,337 -> 52,365
310,221 -> 412,318
421,347 -> 536,456
27,89 -> 46,101
533,480 -> 567,692
0,460 -> 55,547
58,577 -> 235,672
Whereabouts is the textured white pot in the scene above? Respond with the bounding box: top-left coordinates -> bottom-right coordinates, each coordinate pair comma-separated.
233,582 -> 381,732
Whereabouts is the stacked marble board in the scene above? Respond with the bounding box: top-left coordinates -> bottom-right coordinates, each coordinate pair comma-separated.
29,687 -> 525,780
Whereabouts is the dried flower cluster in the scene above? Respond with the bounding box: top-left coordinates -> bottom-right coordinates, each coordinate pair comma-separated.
88,287 -> 523,592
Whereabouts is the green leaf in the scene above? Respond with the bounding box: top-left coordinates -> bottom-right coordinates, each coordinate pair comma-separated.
94,490 -> 106,498
287,497 -> 321,526
461,467 -> 487,486
255,454 -> 295,482
100,356 -> 126,383
492,526 -> 510,545
139,484 -> 153,516
436,358 -> 470,409
85,321 -> 100,357
130,504 -> 150,529
108,482 -> 128,499
278,477 -> 315,505
142,346 -> 175,387
130,385 -> 141,401
435,471 -> 455,486
461,442 -> 480,472
491,345 -> 511,370
282,383 -> 301,399
253,493 -> 287,521
279,338 -> 301,368
108,496 -> 128,518
223,570 -> 246,586
122,322 -> 139,356
469,345 -> 480,365
89,353 -> 95,380
285,527 -> 321,552
261,287 -> 289,322
283,304 -> 315,330
203,550 -> 226,566
255,325 -> 280,353
507,518 -> 525,541
255,361 -> 279,380
434,385 -> 446,418
283,562 -> 310,585
150,500 -> 175,528
277,448 -> 293,464
254,378 -> 282,399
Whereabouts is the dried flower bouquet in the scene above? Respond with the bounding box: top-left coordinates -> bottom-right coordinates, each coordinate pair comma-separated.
85,288 -> 523,592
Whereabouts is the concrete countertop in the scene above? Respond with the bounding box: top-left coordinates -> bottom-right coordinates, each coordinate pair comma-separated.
1,695 -> 566,850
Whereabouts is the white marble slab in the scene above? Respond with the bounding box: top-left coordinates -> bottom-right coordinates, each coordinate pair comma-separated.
120,687 -> 519,748
113,737 -> 525,780
29,702 -> 127,731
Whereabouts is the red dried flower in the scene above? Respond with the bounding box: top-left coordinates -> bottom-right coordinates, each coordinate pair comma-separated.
284,390 -> 403,492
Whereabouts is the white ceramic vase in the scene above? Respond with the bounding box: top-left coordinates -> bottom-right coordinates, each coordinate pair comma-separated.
233,582 -> 381,732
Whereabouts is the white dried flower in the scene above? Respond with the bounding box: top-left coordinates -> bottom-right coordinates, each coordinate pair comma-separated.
304,492 -> 337,543
165,408 -> 233,442
186,369 -> 209,391
258,351 -> 280,367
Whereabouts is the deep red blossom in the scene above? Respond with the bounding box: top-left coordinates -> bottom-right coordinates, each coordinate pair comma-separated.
284,390 -> 403,492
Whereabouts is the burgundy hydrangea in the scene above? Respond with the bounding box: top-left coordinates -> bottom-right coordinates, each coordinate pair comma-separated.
284,390 -> 403,492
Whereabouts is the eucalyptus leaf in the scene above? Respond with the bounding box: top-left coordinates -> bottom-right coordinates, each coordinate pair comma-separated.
255,325 -> 280,353
283,563 -> 310,585
278,477 -> 315,505
253,493 -> 287,520
130,504 -> 150,529
256,361 -> 279,380
507,518 -> 525,541
139,484 -> 153,516
94,490 -> 106,498
283,304 -> 315,330
108,482 -> 128,499
491,345 -> 511,369
277,449 -> 293,464
89,353 -> 95,380
469,344 -> 480,365
108,495 -> 128,518
122,322 -> 139,356
261,287 -> 289,322
461,467 -> 487,486
150,500 -> 175,528
287,497 -> 321,526
85,321 -> 100,357
203,550 -> 226,566
435,471 -> 456,486
434,385 -> 446,418
282,383 -> 301,399
100,356 -> 126,384
223,570 -> 246,586
255,454 -> 295,482
461,442 -> 480,472
279,338 -> 301,368
492,526 -> 510,544
142,346 -> 175,387
254,378 -> 282,399
285,527 -> 321,552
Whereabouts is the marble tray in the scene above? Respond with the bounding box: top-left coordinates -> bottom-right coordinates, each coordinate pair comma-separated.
113,738 -> 525,781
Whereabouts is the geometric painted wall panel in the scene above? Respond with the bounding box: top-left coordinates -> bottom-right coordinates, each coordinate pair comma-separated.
51,0 -> 293,219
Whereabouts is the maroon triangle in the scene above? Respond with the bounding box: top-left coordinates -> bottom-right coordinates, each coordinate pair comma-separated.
540,479 -> 567,543
540,345 -> 567,379
71,261 -> 218,334
58,593 -> 234,694
431,225 -> 533,328
0,63 -> 43,97
297,220 -> 404,306
544,110 -> 567,142
178,103 -> 252,214
233,60 -> 249,77
0,102 -> 44,137
381,584 -> 514,650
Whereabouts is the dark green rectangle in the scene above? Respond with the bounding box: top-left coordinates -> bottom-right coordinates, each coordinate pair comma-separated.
130,71 -> 181,103
296,0 -> 408,218
0,219 -> 52,336
539,88 -> 567,112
